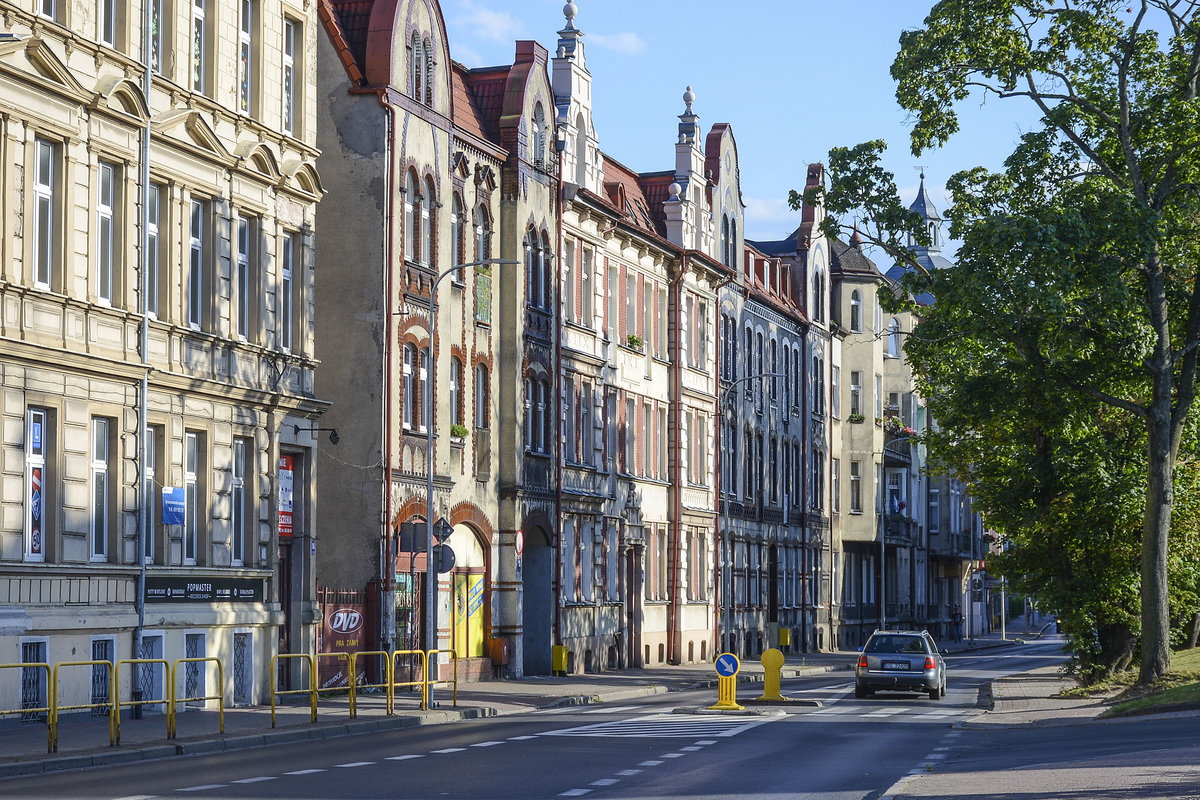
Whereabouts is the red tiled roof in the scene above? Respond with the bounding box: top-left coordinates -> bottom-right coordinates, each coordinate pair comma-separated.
323,0 -> 372,84
600,157 -> 667,238
451,63 -> 489,141
463,67 -> 509,142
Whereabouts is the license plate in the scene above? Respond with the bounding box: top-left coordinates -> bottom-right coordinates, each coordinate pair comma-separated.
882,661 -> 910,670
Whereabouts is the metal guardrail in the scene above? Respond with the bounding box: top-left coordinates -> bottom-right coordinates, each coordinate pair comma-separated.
169,657 -> 224,739
270,653 -> 317,727
391,649 -> 428,710
351,650 -> 394,715
0,663 -> 52,753
113,658 -> 170,746
315,652 -> 355,718
54,660 -> 118,751
425,649 -> 458,708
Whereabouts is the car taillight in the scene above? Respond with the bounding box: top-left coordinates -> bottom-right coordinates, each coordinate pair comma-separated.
858,656 -> 868,668
924,656 -> 936,669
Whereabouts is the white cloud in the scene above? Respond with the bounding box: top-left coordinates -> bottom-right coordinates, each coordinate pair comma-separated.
452,43 -> 485,69
587,32 -> 646,56
451,1 -> 526,44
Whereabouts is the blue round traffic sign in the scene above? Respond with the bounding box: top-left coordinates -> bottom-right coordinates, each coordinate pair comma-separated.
714,652 -> 740,678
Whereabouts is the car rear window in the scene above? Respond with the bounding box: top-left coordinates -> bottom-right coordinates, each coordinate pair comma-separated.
865,635 -> 927,654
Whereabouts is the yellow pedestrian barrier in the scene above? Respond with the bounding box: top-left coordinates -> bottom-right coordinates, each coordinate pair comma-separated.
113,658 -> 170,746
391,649 -> 428,710
316,652 -> 356,718
351,650 -> 395,715
0,663 -> 52,753
755,648 -> 787,701
270,653 -> 317,727
169,657 -> 224,738
424,649 -> 459,708
708,652 -> 744,711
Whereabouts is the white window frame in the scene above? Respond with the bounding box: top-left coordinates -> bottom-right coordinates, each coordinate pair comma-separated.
231,438 -> 246,566
929,487 -> 940,533
97,162 -> 116,304
99,0 -> 116,47
192,0 -> 207,94
238,0 -> 254,114
33,139 -> 56,289
875,374 -> 883,419
850,290 -> 862,332
280,232 -> 295,352
146,184 -> 160,318
25,409 -> 48,562
236,216 -> 251,339
90,418 -> 111,562
850,460 -> 861,513
831,365 -> 841,418
185,432 -> 200,565
402,344 -> 415,431
188,199 -> 204,328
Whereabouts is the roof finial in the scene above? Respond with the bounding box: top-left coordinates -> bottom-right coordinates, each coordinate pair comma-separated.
563,1 -> 578,27
683,85 -> 695,115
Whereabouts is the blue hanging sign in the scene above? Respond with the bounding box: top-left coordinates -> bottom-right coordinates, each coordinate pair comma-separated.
162,487 -> 186,525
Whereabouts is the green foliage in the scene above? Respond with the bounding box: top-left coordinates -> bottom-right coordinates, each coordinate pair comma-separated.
804,1 -> 1200,683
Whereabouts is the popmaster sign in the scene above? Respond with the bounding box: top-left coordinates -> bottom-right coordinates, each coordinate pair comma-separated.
145,576 -> 264,603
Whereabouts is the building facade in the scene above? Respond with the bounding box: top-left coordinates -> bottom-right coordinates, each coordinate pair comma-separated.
0,0 -> 324,710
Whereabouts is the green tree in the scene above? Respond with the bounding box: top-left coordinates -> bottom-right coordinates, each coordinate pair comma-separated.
803,2 -> 1200,683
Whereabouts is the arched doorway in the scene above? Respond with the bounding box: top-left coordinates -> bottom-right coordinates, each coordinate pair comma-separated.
522,526 -> 553,675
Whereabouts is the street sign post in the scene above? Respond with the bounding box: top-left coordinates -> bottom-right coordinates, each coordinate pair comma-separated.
434,517 -> 453,543
709,652 -> 743,711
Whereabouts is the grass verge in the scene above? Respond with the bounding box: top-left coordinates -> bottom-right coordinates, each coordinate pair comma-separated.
1084,647 -> 1200,718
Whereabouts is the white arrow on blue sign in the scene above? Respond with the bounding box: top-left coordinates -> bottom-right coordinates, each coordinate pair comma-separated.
714,652 -> 740,678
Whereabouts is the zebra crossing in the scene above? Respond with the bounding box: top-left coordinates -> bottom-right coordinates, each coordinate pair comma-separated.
540,714 -> 776,738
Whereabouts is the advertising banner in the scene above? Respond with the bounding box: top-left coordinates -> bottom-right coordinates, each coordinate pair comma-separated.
278,454 -> 294,538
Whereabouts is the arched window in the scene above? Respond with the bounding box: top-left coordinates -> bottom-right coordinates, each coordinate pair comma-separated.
423,36 -> 433,106
850,290 -> 862,332
524,376 -> 535,450
811,268 -> 824,322
475,363 -> 489,429
541,232 -> 553,311
475,205 -> 491,261
720,215 -> 730,266
783,345 -> 791,409
812,351 -> 824,415
410,32 -> 422,101
450,193 -> 464,269
525,229 -> 539,307
450,357 -> 463,427
418,346 -> 429,432
769,339 -> 778,403
574,112 -> 587,187
531,103 -> 546,168
405,171 -> 420,263
402,343 -> 416,430
422,176 -> 436,266
730,219 -> 738,273
888,318 -> 902,357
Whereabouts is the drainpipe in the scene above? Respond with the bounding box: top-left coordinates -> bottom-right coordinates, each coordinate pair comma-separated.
132,0 -> 155,712
666,252 -> 686,664
553,137 -> 565,650
711,273 -> 732,654
372,89 -> 399,655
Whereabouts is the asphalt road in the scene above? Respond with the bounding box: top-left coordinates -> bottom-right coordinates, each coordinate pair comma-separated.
4,640 -> 1152,800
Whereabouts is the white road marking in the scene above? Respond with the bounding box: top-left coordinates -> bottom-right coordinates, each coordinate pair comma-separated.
581,706 -> 642,714
387,755 -> 424,761
694,740 -> 718,745
541,714 -> 775,738
431,747 -> 466,754
508,735 -> 539,740
559,790 -> 592,797
179,785 -> 225,792
336,762 -> 376,768
863,707 -> 909,717
639,760 -> 664,766
616,769 -> 642,776
472,741 -> 506,747
232,777 -> 277,784
659,753 -> 685,758
285,769 -> 326,775
679,746 -> 703,751
590,779 -> 619,786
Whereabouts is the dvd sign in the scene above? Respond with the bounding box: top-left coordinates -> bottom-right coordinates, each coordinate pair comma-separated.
328,608 -> 363,635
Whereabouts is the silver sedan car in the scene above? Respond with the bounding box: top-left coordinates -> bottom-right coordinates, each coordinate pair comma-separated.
855,630 -> 947,700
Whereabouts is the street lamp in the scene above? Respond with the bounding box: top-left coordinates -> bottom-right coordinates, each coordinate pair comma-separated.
718,371 -> 784,657
421,258 -> 517,690
878,433 -> 913,631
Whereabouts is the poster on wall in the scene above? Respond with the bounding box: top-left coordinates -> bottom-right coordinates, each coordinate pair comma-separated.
278,454 -> 294,538
453,574 -> 485,659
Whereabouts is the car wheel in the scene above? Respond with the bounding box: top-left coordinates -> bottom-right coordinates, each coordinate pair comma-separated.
929,684 -> 940,700
855,684 -> 869,699
940,680 -> 947,698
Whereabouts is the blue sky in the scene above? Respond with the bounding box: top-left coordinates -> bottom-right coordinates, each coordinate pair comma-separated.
442,1 -> 1042,247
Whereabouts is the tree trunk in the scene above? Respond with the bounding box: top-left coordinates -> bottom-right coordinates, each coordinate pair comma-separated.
1187,612 -> 1200,650
1141,350 -> 1174,682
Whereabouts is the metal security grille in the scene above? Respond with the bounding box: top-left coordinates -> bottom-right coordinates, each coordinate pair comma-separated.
233,633 -> 251,706
138,636 -> 164,714
184,634 -> 205,708
21,641 -> 47,723
90,640 -> 113,716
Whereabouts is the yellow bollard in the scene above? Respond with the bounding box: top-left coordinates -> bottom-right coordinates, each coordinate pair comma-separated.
756,648 -> 786,701
707,652 -> 744,711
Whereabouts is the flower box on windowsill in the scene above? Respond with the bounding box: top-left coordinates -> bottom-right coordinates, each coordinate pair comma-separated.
847,413 -> 865,424
450,424 -> 470,446
625,334 -> 644,351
